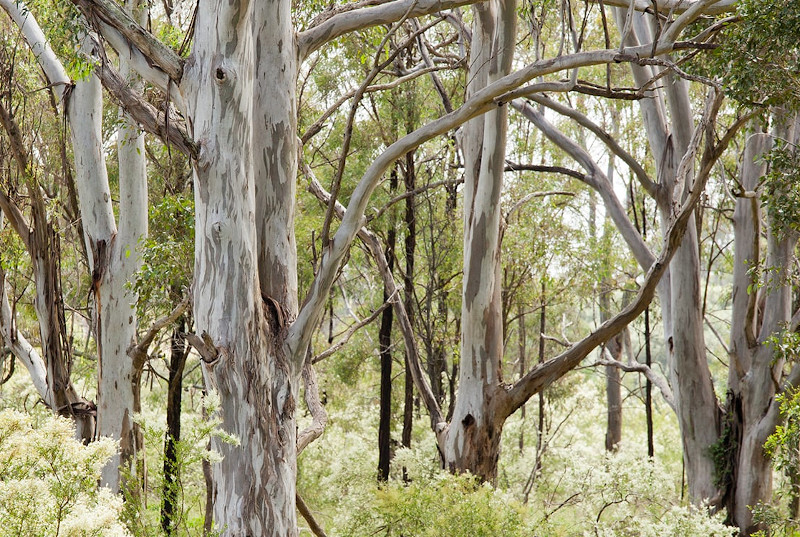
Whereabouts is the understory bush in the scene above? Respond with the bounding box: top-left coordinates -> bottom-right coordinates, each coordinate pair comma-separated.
0,409 -> 129,537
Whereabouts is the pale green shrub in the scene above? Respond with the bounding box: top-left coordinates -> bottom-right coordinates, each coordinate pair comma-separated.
0,409 -> 129,537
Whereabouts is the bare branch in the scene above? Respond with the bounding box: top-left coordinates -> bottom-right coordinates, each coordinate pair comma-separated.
130,295 -> 190,359
93,49 -> 197,158
298,0 -> 484,60
504,161 -> 585,181
602,0 -> 734,16
296,493 -> 328,537
504,190 -> 576,224
71,0 -> 184,84
313,302 -> 390,363
306,172 -> 446,435
704,315 -> 730,356
595,349 -> 675,411
186,332 -> 219,364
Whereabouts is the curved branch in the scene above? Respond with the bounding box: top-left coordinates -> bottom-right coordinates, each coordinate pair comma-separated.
595,352 -> 675,411
288,28 -> 698,364
0,0 -> 70,100
298,0 -> 483,60
502,89 -> 728,418
297,361 -> 328,454
603,0 -> 734,16
129,295 -> 190,362
528,94 -> 659,200
296,493 -> 328,537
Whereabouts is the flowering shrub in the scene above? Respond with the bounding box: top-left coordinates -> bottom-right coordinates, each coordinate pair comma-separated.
0,409 -> 129,537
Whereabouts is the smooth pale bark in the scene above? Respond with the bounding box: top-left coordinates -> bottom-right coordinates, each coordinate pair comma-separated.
96,0 -> 149,489
441,0 -> 516,480
726,118 -> 799,535
184,2 -> 300,535
253,1 -> 298,315
660,76 -> 720,504
616,8 -> 720,503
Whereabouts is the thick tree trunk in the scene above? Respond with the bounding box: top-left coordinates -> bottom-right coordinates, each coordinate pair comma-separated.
727,118 -> 799,535
185,1 -> 301,534
441,0 -> 515,481
617,8 -> 720,502
667,219 -> 720,501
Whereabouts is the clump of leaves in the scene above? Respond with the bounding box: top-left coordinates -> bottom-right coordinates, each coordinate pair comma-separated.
0,409 -> 129,537
765,387 -> 800,530
705,0 -> 800,110
337,470 -> 531,537
762,140 -> 800,236
131,194 -> 194,319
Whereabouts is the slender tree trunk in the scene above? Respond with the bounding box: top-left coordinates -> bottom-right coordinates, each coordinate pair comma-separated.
96,4 -> 149,485
162,316 -> 187,535
644,305 -> 654,458
377,169 -> 397,481
402,145 -> 416,455
518,304 -> 526,452
536,280 -> 545,471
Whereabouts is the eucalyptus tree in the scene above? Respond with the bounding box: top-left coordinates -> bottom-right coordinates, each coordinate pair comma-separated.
506,4 -> 800,533
0,44 -> 95,441
1,0 -> 743,535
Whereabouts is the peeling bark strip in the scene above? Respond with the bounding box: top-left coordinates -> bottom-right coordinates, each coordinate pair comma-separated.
0,102 -> 95,440
71,0 -> 184,83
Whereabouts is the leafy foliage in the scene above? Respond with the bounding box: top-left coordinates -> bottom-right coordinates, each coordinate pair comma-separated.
762,140 -> 800,235
0,410 -> 129,537
708,0 -> 800,109
131,194 -> 194,319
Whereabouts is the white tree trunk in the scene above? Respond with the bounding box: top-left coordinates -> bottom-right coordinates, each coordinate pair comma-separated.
96,0 -> 148,487
441,0 -> 515,480
618,8 -> 720,503
728,117 -> 799,535
184,2 -> 300,534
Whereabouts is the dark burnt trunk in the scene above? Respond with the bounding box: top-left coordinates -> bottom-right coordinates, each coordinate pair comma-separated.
162,316 -> 187,535
377,166 -> 397,481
